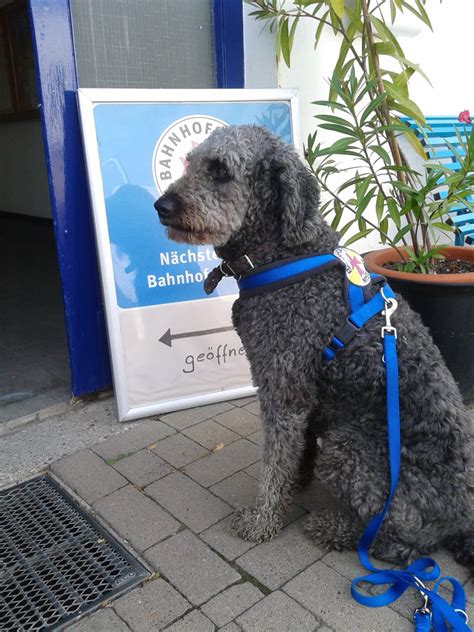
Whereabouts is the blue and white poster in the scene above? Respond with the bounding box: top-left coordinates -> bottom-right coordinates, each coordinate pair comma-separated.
78,89 -> 300,421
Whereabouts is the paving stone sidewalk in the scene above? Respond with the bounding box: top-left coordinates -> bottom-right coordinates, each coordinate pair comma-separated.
49,397 -> 473,631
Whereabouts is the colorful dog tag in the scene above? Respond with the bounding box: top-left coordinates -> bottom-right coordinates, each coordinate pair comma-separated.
334,247 -> 371,287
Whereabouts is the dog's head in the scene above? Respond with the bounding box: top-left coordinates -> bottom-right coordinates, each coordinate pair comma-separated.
154,125 -> 327,252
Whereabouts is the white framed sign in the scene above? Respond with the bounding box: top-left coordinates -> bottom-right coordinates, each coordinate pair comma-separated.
77,89 -> 301,421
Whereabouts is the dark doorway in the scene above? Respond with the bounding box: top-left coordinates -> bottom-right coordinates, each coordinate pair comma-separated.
1,212 -> 70,422
0,0 -> 70,423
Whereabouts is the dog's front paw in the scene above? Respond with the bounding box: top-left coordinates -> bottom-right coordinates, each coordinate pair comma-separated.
230,506 -> 282,543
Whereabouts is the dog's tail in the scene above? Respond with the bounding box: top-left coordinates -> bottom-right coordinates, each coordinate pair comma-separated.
445,529 -> 474,576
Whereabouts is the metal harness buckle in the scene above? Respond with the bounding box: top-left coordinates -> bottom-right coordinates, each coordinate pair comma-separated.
219,261 -> 235,278
220,255 -> 254,281
243,254 -> 255,270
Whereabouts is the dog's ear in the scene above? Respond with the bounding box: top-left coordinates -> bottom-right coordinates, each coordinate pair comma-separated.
274,149 -> 324,246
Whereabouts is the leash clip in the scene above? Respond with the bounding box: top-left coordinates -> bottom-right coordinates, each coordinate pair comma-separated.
413,583 -> 432,624
380,287 -> 398,339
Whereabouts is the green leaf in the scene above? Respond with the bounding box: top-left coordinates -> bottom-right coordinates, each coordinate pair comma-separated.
329,0 -> 344,19
376,190 -> 385,222
295,0 -> 325,6
384,167 -> 420,179
369,15 -> 404,56
401,126 -> 427,159
315,114 -> 354,127
328,11 -> 360,101
329,5 -> 340,33
316,137 -> 356,155
275,17 -> 282,59
380,217 -> 389,244
401,197 -> 414,217
374,41 -> 398,57
339,218 -> 356,238
314,9 -> 329,49
317,123 -> 359,137
344,229 -> 372,247
387,102 -> 423,129
344,2 -> 363,32
373,122 -> 412,135
453,127 -> 469,152
392,224 -> 413,243
431,222 -> 453,232
358,216 -> 367,231
289,16 -> 299,53
356,187 -> 377,217
348,66 -> 357,96
328,75 -> 349,103
329,49 -> 352,102
312,99 -> 349,112
384,82 -> 425,126
400,0 -> 433,29
320,201 -> 332,217
331,199 -> 344,229
389,0 -> 397,23
392,68 -> 415,100
391,54 -> 432,86
360,93 -> 387,126
338,175 -> 366,193
415,0 -> 433,28
355,174 -> 372,201
386,197 -> 401,229
280,18 -> 291,67
370,144 -> 391,165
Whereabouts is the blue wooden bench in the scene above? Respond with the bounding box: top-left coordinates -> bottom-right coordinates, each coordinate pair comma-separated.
405,116 -> 474,246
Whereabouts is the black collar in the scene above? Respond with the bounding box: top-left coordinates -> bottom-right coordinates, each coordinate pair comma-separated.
204,255 -> 254,295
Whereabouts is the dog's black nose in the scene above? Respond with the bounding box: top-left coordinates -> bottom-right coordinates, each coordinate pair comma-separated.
154,194 -> 180,220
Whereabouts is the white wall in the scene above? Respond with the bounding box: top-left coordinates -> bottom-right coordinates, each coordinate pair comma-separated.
274,2 -> 474,140
0,119 -> 51,218
243,3 -> 277,88
243,1 -> 474,251
402,5 -> 474,114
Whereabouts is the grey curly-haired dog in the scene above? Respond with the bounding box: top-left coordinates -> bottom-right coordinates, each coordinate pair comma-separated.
155,124 -> 474,571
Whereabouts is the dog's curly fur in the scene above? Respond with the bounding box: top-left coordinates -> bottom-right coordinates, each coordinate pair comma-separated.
156,124 -> 474,571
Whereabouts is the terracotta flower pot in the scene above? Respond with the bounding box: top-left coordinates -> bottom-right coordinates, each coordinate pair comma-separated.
364,246 -> 474,403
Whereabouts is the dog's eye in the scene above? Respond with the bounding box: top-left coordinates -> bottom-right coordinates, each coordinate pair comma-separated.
207,159 -> 232,182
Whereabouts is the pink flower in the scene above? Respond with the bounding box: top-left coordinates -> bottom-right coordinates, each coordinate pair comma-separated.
458,110 -> 472,124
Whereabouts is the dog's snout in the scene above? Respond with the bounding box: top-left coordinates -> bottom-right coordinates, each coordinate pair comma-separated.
154,194 -> 181,220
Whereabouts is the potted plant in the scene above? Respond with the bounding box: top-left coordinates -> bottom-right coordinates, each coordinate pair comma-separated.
248,0 -> 474,402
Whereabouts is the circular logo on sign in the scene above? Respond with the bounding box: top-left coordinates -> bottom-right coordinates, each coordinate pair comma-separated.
333,246 -> 371,287
152,115 -> 227,195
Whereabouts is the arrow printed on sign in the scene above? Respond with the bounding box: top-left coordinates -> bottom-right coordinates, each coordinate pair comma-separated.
159,326 -> 235,347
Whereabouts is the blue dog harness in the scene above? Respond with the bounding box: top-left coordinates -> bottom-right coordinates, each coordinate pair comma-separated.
232,249 -> 470,631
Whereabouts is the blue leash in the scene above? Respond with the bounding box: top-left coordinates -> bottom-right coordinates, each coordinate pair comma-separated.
349,289 -> 471,632
235,251 -> 471,630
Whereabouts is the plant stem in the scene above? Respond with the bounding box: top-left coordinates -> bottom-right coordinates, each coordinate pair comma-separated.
252,2 -> 372,85
360,0 -> 420,255
313,166 -> 407,261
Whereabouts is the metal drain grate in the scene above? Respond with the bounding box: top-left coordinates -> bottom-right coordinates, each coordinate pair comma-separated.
0,475 -> 149,631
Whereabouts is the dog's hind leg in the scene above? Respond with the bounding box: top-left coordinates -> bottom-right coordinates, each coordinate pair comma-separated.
304,508 -> 421,564
231,404 -> 312,543
308,419 -> 422,564
304,509 -> 362,551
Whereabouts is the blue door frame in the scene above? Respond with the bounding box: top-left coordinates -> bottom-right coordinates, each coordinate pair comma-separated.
28,0 -> 244,397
